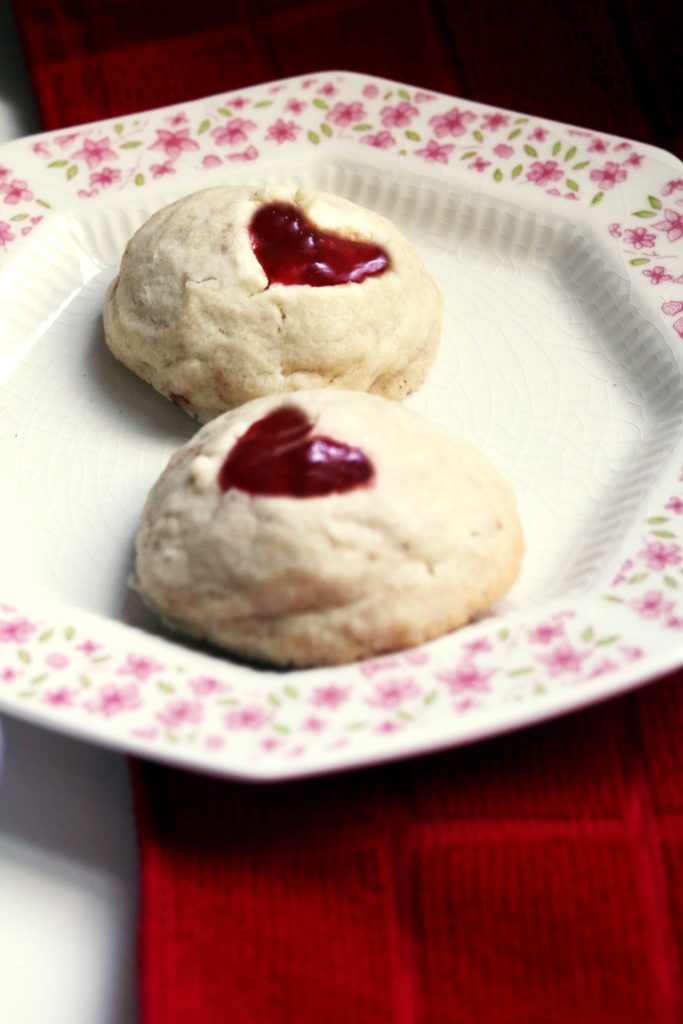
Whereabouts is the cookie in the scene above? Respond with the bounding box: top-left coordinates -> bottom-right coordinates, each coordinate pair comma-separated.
134,389 -> 524,668
103,185 -> 442,422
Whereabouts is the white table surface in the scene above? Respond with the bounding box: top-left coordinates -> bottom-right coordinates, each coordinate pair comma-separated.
0,3 -> 138,1021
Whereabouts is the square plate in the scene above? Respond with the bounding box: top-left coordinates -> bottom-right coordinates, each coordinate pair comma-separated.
1,71 -> 683,780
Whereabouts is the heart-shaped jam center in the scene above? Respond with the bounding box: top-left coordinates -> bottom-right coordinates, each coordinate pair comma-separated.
249,202 -> 389,286
218,407 -> 374,498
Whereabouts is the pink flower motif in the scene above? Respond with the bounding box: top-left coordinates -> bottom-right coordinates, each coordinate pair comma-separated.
150,160 -> 175,178
380,101 -> 418,127
528,621 -> 565,644
44,687 -> 77,707
528,127 -> 548,141
189,675 -> 227,696
311,683 -> 349,708
261,737 -> 281,751
437,661 -> 495,694
620,645 -> 644,661
326,102 -> 366,127
415,91 -> 435,103
211,118 -> 257,146
653,209 -> 683,243
0,165 -> 10,181
285,98 -> 306,114
608,223 -> 622,237
77,188 -> 99,199
662,179 -> 683,196
624,227 -> 656,249
463,638 -> 493,654
89,167 -> 121,187
0,616 -> 35,642
1,179 -> 34,204
205,735 -> 224,750
166,113 -> 188,126
362,84 -> 379,98
86,683 -> 142,717
72,137 -> 117,168
630,590 -> 674,619
614,141 -> 632,151
453,697 -> 481,714
368,678 -> 420,709
415,139 -> 454,164
482,112 -> 509,131
666,615 -> 683,630
265,118 -> 301,143
157,699 -> 203,729
428,107 -> 476,138
470,157 -> 491,172
317,83 -> 337,97
229,96 -> 249,109
225,706 -> 271,730
588,138 -> 608,153
624,153 -> 643,167
202,154 -> 222,168
526,161 -> 563,186
361,130 -> 396,149
589,161 -> 628,190
588,658 -> 618,678
45,652 -> 69,669
1,667 -> 20,682
644,265 -> 673,285
494,143 -> 514,159
611,558 -> 634,586
150,128 -> 200,160
117,653 -> 164,681
663,301 -> 683,317
537,643 -> 590,676
0,221 -> 15,246
227,146 -> 258,162
32,142 -> 50,156
565,192 -> 580,201
304,717 -> 325,732
377,720 -> 401,733
76,640 -> 101,656
665,496 -> 683,514
56,132 -> 79,148
639,539 -> 681,570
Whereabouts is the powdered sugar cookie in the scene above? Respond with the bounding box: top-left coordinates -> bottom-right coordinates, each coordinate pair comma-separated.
103,185 -> 442,422
134,389 -> 524,668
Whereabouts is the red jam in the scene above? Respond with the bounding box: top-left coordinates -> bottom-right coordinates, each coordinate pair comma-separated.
249,202 -> 389,286
218,406 -> 374,498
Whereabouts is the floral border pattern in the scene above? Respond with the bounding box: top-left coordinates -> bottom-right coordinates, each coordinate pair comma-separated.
1,71 -> 683,776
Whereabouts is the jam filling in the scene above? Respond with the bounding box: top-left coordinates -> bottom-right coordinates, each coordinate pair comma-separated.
249,201 -> 389,287
218,406 -> 374,497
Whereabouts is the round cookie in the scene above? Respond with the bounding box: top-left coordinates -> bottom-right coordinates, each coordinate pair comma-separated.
134,389 -> 524,668
103,185 -> 442,423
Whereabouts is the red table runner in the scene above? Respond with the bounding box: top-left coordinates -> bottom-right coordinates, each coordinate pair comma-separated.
12,1 -> 683,1020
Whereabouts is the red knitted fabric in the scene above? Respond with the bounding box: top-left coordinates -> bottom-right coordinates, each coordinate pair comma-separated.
11,1 -> 683,1020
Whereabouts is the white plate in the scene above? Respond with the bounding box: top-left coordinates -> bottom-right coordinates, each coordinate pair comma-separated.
1,70 -> 683,780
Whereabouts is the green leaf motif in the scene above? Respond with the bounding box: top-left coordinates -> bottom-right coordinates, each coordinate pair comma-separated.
312,98 -> 328,110
398,149 -> 407,155
473,129 -> 484,142
31,673 -> 47,685
383,90 -> 393,100
460,150 -> 477,160
397,88 -> 411,100
268,694 -> 282,707
66,165 -> 78,180
498,628 -> 510,640
564,145 -> 577,161
217,106 -> 233,117
38,629 -> 54,642
64,626 -> 75,640
18,651 -> 31,664
158,682 -> 175,693
308,130 -> 320,145
552,140 -> 562,156
630,257 -> 650,266
591,191 -> 604,206
404,129 -> 420,141
48,159 -> 68,168
352,123 -> 372,132
581,626 -> 594,642
653,529 -> 676,538
423,690 -> 438,705
274,723 -> 290,734
603,595 -> 624,603
508,667 -> 532,677
566,179 -> 579,192
511,164 -> 523,178
320,123 -> 333,137
493,168 -> 503,182
114,123 -> 125,134
664,575 -> 679,589
198,119 -> 210,134
647,516 -> 669,524
514,116 -> 529,124
632,209 -> 656,218
10,213 -> 28,221
524,144 -> 538,157
253,100 -> 273,108
507,128 -> 522,140
596,635 -> 619,646
284,685 -> 299,698
120,140 -> 142,149
572,160 -> 590,170
79,675 -> 91,688
628,573 -> 649,584
36,198 -> 52,208
135,173 -> 145,186
648,195 -> 662,209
